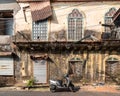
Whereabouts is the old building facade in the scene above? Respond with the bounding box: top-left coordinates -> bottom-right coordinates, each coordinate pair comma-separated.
0,0 -> 120,85
0,0 -> 20,85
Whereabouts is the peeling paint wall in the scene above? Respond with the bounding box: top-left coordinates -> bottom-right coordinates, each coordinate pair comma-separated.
48,50 -> 120,83
50,2 -> 120,41
15,2 -> 120,41
14,1 -> 120,84
15,3 -> 32,41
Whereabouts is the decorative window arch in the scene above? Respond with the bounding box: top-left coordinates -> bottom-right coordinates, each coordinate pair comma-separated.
104,8 -> 117,33
68,9 -> 83,41
106,57 -> 119,62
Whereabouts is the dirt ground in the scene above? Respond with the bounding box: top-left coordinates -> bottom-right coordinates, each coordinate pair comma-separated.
0,84 -> 120,93
80,85 -> 120,93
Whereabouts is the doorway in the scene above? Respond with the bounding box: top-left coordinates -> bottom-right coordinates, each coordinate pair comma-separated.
33,60 -> 47,83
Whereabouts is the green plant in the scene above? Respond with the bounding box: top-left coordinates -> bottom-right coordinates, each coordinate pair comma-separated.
27,78 -> 35,88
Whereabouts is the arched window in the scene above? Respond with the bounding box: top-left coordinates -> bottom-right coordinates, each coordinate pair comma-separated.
68,9 -> 83,41
104,8 -> 116,33
105,57 -> 120,83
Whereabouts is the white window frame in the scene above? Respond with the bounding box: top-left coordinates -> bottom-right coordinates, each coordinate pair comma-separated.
67,9 -> 83,41
32,19 -> 48,41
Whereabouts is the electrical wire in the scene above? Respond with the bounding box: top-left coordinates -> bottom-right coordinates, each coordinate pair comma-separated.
1,14 -> 120,25
0,1 -> 119,20
1,19 -> 120,31
53,2 -> 89,11
52,1 -> 120,11
0,2 -> 119,31
0,22 -> 118,31
0,14 -> 120,31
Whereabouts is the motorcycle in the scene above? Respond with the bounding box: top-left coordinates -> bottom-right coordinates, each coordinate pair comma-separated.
49,74 -> 80,92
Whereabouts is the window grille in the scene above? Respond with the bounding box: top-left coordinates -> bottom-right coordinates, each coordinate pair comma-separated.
68,9 -> 83,41
32,19 -> 48,41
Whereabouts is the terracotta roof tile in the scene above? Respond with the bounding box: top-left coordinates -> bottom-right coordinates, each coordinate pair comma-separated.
113,8 -> 120,26
29,1 -> 52,21
113,8 -> 120,21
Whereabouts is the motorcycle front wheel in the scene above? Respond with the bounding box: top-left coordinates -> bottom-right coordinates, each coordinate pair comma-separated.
50,85 -> 56,92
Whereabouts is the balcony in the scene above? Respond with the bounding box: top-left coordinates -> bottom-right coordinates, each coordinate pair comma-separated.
0,35 -> 12,52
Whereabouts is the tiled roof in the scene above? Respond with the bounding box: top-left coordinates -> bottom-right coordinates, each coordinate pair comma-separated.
113,8 -> 120,26
113,8 -> 120,21
30,1 -> 52,21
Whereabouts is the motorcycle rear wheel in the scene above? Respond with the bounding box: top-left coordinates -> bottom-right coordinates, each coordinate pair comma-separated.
69,86 -> 75,92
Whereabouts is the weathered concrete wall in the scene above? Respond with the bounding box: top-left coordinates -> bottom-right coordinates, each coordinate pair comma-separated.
14,1 -> 120,84
15,2 -> 120,41
49,50 -> 120,83
15,3 -> 32,42
14,46 -> 120,84
50,1 -> 120,41
16,51 -> 32,82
